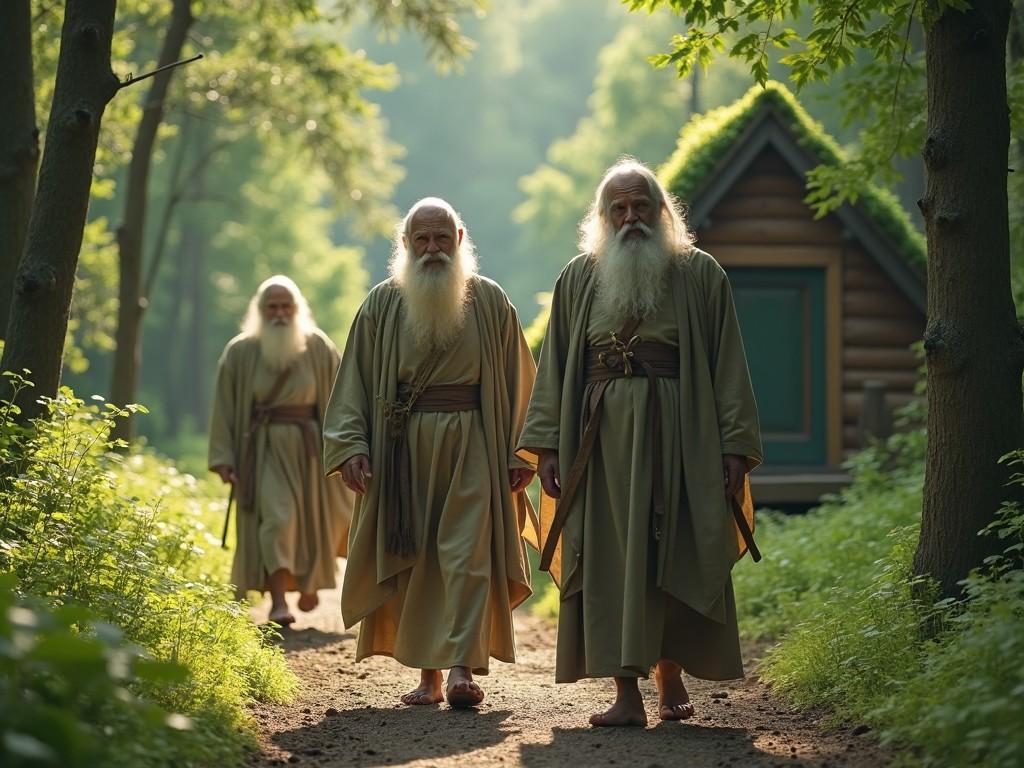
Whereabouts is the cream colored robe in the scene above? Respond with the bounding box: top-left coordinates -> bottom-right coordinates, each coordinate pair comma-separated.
208,329 -> 353,599
323,275 -> 537,673
518,250 -> 762,682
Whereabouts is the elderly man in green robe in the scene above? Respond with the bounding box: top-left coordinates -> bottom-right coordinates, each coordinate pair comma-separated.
518,159 -> 762,727
323,198 -> 537,708
209,275 -> 353,626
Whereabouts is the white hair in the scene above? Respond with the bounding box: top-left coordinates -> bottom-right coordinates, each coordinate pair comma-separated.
241,275 -> 316,337
389,197 -> 478,280
389,198 -> 478,350
578,158 -> 695,257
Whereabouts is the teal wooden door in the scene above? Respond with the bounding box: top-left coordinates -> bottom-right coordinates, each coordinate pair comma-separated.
726,267 -> 827,465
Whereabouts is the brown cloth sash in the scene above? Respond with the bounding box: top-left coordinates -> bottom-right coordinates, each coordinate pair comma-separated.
239,403 -> 319,510
538,321 -> 761,571
381,383 -> 481,556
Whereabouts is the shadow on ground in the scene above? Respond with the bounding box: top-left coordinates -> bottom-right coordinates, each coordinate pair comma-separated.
275,626 -> 357,653
519,723 -> 823,768
267,706 -> 515,767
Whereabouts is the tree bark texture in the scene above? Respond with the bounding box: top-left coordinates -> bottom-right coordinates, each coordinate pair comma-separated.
914,0 -> 1024,599
0,0 -> 40,341
109,0 -> 193,443
1,0 -> 119,420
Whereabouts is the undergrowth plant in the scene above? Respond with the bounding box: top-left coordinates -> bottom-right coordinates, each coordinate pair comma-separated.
0,573 -> 189,768
0,378 -> 295,766
733,408 -> 926,642
758,443 -> 1024,768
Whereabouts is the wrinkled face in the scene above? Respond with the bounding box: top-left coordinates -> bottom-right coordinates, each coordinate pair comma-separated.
261,285 -> 297,326
605,173 -> 660,239
404,206 -> 464,268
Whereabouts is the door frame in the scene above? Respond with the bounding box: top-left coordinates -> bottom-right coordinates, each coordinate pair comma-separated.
711,244 -> 843,466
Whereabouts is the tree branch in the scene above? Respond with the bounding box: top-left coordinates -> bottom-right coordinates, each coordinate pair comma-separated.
118,53 -> 203,91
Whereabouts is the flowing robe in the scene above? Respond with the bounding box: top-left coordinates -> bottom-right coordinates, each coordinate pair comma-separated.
323,275 -> 537,673
518,250 -> 762,682
208,329 -> 353,599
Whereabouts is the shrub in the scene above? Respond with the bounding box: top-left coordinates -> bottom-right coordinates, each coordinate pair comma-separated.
871,494 -> 1024,767
734,421 -> 925,641
759,448 -> 1024,768
0,573 -> 189,768
0,380 -> 295,766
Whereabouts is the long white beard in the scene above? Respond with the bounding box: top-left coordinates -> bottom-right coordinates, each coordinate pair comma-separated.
258,320 -> 307,371
397,252 -> 471,351
594,221 -> 676,322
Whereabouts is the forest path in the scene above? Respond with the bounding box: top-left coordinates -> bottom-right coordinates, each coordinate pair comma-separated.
248,579 -> 893,768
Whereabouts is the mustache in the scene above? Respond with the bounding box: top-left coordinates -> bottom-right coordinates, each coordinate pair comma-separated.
269,317 -> 291,326
616,221 -> 653,241
417,251 -> 453,267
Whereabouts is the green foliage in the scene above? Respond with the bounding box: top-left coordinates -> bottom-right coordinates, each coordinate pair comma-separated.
869,500 -> 1024,768
660,81 -> 926,264
0,382 -> 295,766
0,573 -> 189,768
512,12 -> 751,283
758,524 -> 935,718
748,436 -> 1024,768
624,0 -> 933,215
733,414 -> 926,641
523,292 -> 551,358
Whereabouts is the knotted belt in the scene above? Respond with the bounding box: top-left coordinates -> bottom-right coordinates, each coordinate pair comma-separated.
539,321 -> 677,571
538,319 -> 761,571
239,403 -> 319,510
380,383 -> 482,556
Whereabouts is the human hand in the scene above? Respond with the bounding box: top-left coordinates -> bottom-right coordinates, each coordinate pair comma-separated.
211,465 -> 237,485
722,454 -> 748,498
509,467 -> 535,493
341,454 -> 372,494
538,450 -> 561,499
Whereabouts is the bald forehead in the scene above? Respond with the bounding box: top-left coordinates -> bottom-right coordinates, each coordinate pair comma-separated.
408,205 -> 457,235
262,285 -> 294,304
604,172 -> 655,203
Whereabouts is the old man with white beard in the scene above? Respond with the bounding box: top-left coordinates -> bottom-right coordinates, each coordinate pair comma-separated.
518,160 -> 762,727
323,198 -> 538,708
208,275 -> 353,625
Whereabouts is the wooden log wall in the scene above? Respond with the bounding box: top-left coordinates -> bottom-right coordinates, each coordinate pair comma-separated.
697,147 -> 925,463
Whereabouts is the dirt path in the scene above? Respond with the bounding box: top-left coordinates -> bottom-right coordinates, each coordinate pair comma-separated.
248,584 -> 893,768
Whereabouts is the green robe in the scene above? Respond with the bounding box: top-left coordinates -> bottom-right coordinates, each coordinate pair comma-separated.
323,275 -> 537,673
518,250 -> 762,682
208,329 -> 353,599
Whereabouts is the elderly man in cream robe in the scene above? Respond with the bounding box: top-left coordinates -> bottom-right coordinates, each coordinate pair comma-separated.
209,275 -> 353,626
324,198 -> 537,708
518,159 -> 763,727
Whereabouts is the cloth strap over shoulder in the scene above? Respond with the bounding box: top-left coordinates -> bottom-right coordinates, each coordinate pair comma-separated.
238,364 -> 295,510
539,315 -> 642,571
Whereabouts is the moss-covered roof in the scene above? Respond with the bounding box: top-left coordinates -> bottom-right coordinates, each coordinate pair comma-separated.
659,81 -> 926,267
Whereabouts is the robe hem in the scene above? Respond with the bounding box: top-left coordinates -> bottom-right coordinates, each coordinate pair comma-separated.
555,660 -> 745,684
354,648 -> 516,676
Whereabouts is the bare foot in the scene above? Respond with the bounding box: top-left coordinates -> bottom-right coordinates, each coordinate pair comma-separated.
401,669 -> 443,705
267,604 -> 295,627
590,678 -> 647,727
297,592 -> 319,612
446,666 -> 484,708
654,660 -> 695,721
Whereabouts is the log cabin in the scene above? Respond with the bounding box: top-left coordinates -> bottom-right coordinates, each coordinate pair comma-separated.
660,82 -> 926,504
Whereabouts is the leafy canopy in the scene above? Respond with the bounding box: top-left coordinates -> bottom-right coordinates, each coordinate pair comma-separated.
621,0 -> 941,214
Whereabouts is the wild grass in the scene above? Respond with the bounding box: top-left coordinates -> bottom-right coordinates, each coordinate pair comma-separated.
0,379 -> 295,767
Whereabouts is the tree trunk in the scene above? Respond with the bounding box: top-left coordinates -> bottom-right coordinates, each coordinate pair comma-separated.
0,0 -> 119,420
913,0 -> 1024,599
109,0 -> 193,444
162,238 -> 187,439
184,216 -> 208,431
0,0 -> 40,341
